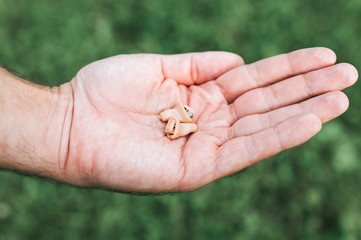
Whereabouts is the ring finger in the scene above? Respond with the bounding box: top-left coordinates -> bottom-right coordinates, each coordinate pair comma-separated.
229,91 -> 348,138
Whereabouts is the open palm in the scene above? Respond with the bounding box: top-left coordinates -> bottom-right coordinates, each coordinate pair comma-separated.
62,48 -> 357,192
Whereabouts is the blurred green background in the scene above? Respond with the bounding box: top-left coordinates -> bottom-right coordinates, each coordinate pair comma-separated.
0,0 -> 360,239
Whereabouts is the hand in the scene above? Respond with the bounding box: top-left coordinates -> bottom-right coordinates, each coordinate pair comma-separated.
56,48 -> 357,193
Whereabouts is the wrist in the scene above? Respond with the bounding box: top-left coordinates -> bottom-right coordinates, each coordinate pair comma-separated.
0,68 -> 73,182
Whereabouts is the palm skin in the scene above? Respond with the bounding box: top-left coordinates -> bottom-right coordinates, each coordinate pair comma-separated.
61,48 -> 357,193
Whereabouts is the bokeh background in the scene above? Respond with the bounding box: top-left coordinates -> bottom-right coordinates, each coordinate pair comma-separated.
0,0 -> 360,239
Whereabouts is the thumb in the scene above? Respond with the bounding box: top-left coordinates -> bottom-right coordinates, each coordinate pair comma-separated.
160,51 -> 244,85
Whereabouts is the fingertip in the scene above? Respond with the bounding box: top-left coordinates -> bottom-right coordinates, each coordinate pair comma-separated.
210,51 -> 245,66
283,114 -> 322,144
312,47 -> 337,65
337,62 -> 359,85
303,91 -> 350,123
284,47 -> 337,77
231,53 -> 245,66
329,91 -> 350,115
339,91 -> 350,110
303,113 -> 322,134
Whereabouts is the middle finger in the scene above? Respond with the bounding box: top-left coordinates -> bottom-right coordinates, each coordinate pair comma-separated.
230,63 -> 357,122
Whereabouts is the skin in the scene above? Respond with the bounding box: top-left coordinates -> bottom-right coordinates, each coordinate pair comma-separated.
0,48 -> 358,193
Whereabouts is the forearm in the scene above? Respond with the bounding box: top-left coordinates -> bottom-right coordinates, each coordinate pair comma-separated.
0,67 -> 72,181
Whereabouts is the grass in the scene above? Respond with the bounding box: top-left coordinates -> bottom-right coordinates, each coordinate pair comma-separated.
0,0 -> 360,239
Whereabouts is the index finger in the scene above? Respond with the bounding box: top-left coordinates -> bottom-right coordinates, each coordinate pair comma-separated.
216,47 -> 337,102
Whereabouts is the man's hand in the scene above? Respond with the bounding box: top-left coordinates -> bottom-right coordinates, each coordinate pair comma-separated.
57,47 -> 357,192
0,48 -> 357,193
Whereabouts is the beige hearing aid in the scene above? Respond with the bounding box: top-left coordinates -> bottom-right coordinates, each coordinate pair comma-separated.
160,103 -> 197,139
